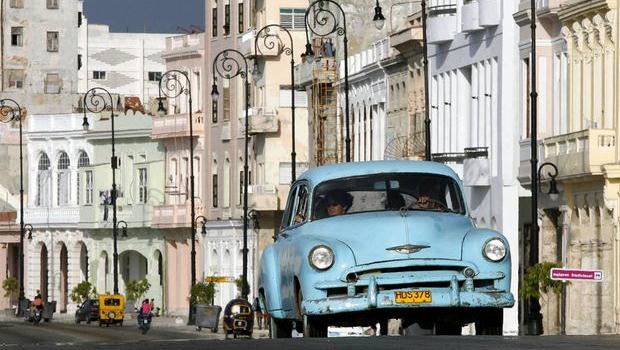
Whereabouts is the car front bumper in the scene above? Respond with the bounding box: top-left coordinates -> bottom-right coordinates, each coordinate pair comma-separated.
304,274 -> 514,316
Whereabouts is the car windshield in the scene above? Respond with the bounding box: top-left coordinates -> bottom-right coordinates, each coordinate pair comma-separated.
104,298 -> 120,306
312,173 -> 465,221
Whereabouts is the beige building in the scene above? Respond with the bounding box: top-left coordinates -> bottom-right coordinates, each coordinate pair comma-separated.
202,0 -> 309,307
516,0 -> 619,335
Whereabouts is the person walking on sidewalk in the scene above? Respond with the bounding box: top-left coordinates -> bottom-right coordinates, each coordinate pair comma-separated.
252,297 -> 263,330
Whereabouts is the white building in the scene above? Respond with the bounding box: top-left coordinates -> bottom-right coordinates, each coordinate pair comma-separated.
78,23 -> 172,109
339,39 -> 389,162
426,0 -> 520,335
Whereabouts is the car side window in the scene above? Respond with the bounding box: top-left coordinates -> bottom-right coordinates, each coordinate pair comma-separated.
280,186 -> 298,231
292,185 -> 309,225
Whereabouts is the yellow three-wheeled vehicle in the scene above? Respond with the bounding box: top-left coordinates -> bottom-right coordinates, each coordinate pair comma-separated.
98,294 -> 125,327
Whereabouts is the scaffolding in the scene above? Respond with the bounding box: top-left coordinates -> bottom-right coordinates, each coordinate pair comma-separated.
308,37 -> 341,166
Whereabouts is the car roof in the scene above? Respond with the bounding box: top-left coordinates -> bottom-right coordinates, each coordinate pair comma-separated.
297,160 -> 461,188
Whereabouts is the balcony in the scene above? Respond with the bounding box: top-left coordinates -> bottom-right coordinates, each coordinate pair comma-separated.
151,112 -> 205,139
427,0 -> 458,44
463,147 -> 490,187
461,1 -> 481,32
245,107 -> 279,135
220,123 -> 231,141
248,185 -> 279,212
295,59 -> 338,87
239,29 -> 281,58
390,26 -> 423,54
519,129 -> 616,184
479,0 -> 500,27
24,207 -> 80,226
151,203 -> 204,229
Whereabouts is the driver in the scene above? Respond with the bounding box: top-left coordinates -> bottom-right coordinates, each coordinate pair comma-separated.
416,181 -> 443,210
323,189 -> 353,217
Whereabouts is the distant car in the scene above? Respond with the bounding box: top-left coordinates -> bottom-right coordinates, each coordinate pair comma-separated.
258,161 -> 514,338
75,299 -> 99,324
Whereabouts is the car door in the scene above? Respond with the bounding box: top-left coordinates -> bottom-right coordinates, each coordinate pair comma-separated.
276,182 -> 309,315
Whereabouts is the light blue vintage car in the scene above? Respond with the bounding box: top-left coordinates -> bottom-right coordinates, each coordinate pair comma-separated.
258,161 -> 514,337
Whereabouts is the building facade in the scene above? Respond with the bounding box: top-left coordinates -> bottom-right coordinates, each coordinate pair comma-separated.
152,31 -> 206,316
426,0 -> 520,335
23,112 -> 166,313
516,0 -> 619,335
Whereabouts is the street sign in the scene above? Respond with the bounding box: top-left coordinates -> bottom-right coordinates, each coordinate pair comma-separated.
205,276 -> 235,283
550,268 -> 604,282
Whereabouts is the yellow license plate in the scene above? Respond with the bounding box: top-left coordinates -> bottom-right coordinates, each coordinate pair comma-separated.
395,291 -> 432,304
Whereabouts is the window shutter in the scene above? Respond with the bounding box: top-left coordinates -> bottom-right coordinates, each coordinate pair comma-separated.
280,9 -> 293,29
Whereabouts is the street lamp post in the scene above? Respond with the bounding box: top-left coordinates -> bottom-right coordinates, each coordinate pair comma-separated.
157,70 -> 199,318
117,220 -> 128,238
304,0 -> 352,162
254,24 -> 297,182
211,49 -> 251,300
82,87 -> 121,295
0,98 -> 26,316
196,216 -> 207,236
374,0 -> 431,161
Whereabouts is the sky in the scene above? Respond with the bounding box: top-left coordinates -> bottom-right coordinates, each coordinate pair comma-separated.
83,0 -> 205,34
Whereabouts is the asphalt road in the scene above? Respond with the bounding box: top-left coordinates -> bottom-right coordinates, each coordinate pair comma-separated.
2,320 -> 620,350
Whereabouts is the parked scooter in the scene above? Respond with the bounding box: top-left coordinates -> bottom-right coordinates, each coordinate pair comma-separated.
138,313 -> 152,335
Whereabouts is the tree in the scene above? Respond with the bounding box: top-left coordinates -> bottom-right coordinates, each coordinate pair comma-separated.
189,280 -> 216,306
125,279 -> 151,303
70,281 -> 96,304
2,276 -> 18,306
520,262 -> 565,300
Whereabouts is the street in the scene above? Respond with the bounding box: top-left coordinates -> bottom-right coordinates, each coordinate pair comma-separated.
1,320 -> 620,350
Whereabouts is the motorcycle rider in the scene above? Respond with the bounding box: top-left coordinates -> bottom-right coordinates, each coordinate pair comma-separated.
31,291 -> 44,323
138,299 -> 151,330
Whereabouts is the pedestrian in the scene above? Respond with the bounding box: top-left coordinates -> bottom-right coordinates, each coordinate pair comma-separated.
252,297 -> 263,330
149,298 -> 155,315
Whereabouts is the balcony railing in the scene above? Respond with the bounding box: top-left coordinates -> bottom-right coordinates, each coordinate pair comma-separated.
461,0 -> 481,32
519,129 -> 616,184
151,112 -> 205,139
24,207 -> 80,225
248,184 -> 279,211
427,0 -> 458,43
152,203 -> 204,229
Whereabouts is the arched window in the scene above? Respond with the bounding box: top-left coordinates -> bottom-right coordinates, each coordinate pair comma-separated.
36,153 -> 51,207
77,151 -> 90,205
57,152 -> 70,206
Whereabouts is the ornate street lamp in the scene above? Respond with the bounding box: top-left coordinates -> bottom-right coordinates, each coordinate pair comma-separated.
157,70 -> 199,318
537,162 -> 559,201
211,49 -> 251,300
82,87 -> 122,295
24,224 -> 33,241
0,99 -> 26,316
254,24 -> 297,182
375,0 -> 431,160
196,215 -> 207,236
117,220 -> 128,238
304,0 -> 352,162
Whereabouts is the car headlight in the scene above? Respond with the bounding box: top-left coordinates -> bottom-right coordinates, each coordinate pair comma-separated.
483,238 -> 507,262
108,312 -> 115,319
309,245 -> 334,270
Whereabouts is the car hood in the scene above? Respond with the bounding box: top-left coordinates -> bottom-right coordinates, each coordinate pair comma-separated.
306,211 -> 472,265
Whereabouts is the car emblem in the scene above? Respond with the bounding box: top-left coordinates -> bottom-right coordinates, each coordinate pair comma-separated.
387,244 -> 431,254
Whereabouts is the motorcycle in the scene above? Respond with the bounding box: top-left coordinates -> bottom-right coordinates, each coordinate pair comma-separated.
138,313 -> 152,335
33,308 -> 43,326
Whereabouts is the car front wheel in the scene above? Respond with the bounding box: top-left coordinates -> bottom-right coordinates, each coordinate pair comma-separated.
303,315 -> 327,338
269,317 -> 292,339
475,308 -> 503,335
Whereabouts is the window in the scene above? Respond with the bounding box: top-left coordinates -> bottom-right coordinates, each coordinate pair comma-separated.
139,168 -> 148,203
212,174 -> 219,208
238,170 -> 243,206
47,0 -> 59,9
57,152 -> 70,206
223,160 -> 230,208
212,100 -> 218,123
78,54 -> 82,70
292,185 -> 309,225
45,73 -> 61,94
37,153 -> 51,207
238,2 -> 244,33
10,0 -> 23,8
77,152 -> 90,205
279,87 -> 308,107
5,69 -> 24,89
148,72 -> 162,82
78,12 -> 82,27
224,3 -> 230,35
223,80 -> 230,121
212,6 -> 218,36
11,27 -> 23,46
93,71 -> 106,80
47,31 -> 59,52
280,9 -> 305,30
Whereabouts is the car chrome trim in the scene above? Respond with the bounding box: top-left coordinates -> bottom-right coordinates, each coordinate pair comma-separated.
386,244 -> 431,254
